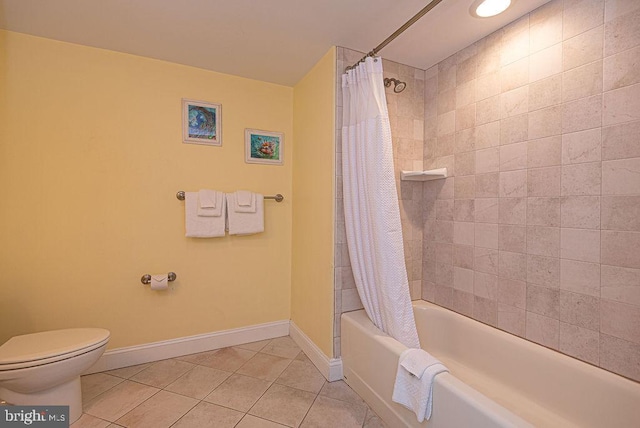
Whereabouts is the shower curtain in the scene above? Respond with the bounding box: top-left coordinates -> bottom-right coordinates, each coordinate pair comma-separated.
341,57 -> 420,349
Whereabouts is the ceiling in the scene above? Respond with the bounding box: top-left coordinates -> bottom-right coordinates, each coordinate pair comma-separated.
0,0 -> 551,86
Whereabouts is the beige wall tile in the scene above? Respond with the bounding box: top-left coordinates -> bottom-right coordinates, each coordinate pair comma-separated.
561,196 -> 601,229
438,176 -> 455,199
498,303 -> 526,336
457,55 -> 477,85
599,334 -> 640,382
476,147 -> 500,173
528,136 -> 562,168
476,172 -> 500,197
528,105 -> 563,139
499,224 -> 527,253
452,289 -> 474,317
499,197 -> 527,225
498,277 -> 527,309
600,299 -> 640,344
341,288 -> 363,312
476,71 -> 501,102
456,104 -> 476,131
560,259 -> 601,296
476,121 -> 501,149
602,120 -> 640,161
530,43 -> 563,82
526,311 -> 560,349
559,323 -> 600,365
436,134 -> 454,157
475,247 -> 499,274
475,271 -> 499,300
562,61 -> 604,102
499,250 -> 527,281
601,195 -> 640,231
501,57 -> 529,92
454,199 -> 475,222
530,0 -> 563,53
527,197 -> 561,227
438,63 -> 456,94
601,264 -> 640,306
561,228 -> 601,263
455,151 -> 476,176
563,26 -> 604,71
501,86 -> 529,118
477,94 -> 502,125
527,284 -> 560,318
500,142 -> 528,171
500,15 -> 530,67
562,129 -> 602,164
475,222 -> 499,249
435,242 -> 453,265
456,80 -> 476,108
601,230 -> 640,269
437,112 -> 455,137
455,128 -> 476,153
500,114 -> 529,145
527,226 -> 560,257
474,295 -> 498,326
559,290 -> 600,330
603,83 -> 640,126
453,244 -> 475,269
527,254 -> 561,288
561,162 -> 602,196
562,95 -> 603,133
563,0 -> 605,40
435,284 -> 453,307
454,175 -> 476,199
436,199 -> 454,220
602,158 -> 640,195
604,8 -> 640,56
453,221 -> 475,246
603,45 -> 640,91
435,220 -> 453,243
528,166 -> 561,196
500,170 -> 528,197
529,74 -> 562,112
475,198 -> 499,223
605,0 -> 640,22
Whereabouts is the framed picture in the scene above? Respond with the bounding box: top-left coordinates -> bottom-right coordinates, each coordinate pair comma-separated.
182,99 -> 221,146
245,129 -> 284,165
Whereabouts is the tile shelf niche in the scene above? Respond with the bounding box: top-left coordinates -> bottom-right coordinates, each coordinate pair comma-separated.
400,167 -> 448,181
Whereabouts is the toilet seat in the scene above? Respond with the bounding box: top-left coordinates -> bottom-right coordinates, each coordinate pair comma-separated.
0,328 -> 110,371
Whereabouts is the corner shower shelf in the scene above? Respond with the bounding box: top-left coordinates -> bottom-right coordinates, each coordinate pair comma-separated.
400,167 -> 448,181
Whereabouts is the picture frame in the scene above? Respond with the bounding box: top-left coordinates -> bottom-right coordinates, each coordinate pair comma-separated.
245,128 -> 284,165
182,99 -> 222,146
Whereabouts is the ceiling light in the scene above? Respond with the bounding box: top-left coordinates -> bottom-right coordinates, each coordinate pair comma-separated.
471,0 -> 512,18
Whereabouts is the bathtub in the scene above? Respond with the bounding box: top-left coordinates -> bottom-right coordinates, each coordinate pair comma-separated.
341,300 -> 640,427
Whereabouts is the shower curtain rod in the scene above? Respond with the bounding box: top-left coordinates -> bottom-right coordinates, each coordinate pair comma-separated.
345,0 -> 444,71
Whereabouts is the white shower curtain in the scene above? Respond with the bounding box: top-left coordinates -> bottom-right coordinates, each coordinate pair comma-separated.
341,57 -> 420,349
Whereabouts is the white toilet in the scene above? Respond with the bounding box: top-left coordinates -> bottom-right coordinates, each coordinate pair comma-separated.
0,328 -> 110,423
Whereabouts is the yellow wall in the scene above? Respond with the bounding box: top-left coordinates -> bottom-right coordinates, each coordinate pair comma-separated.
291,48 -> 336,358
0,31 -> 293,349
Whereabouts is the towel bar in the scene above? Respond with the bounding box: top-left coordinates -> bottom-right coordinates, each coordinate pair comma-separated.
141,272 -> 177,285
176,191 -> 284,202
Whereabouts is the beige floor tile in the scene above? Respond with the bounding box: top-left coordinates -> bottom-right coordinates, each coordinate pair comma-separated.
363,408 -> 387,428
237,353 -> 292,381
294,352 -> 312,364
203,373 -> 271,412
104,363 -> 152,379
236,414 -> 288,428
81,373 -> 124,403
71,414 -> 111,428
261,336 -> 301,359
318,381 -> 365,406
165,365 -> 231,399
130,359 -> 195,388
275,360 -> 325,393
83,380 -> 159,422
300,395 -> 367,428
199,347 -> 257,371
172,401 -> 244,428
249,384 -> 316,427
115,390 -> 197,428
236,339 -> 272,352
173,349 -> 219,366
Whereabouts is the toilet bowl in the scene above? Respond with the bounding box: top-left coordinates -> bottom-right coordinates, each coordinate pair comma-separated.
0,328 -> 110,423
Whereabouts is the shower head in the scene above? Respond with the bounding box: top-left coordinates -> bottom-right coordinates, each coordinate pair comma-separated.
384,77 -> 407,93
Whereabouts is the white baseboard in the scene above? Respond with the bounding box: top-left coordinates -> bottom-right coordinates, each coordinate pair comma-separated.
85,320 -> 290,374
289,321 -> 343,382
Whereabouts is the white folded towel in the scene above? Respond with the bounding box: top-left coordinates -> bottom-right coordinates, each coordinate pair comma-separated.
226,192 -> 264,235
185,192 -> 226,238
392,348 -> 448,422
197,190 -> 224,217
233,190 -> 256,213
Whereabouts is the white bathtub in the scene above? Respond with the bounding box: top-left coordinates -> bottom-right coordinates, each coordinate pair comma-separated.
341,301 -> 640,427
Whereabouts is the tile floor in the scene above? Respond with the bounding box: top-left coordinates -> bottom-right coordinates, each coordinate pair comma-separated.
74,336 -> 388,428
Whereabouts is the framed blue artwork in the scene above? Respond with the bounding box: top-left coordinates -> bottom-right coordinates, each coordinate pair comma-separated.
182,99 -> 221,146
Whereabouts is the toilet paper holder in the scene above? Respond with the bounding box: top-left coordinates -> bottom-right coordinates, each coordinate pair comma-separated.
141,272 -> 177,285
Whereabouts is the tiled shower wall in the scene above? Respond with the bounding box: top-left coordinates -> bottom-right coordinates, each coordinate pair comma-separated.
422,0 -> 640,382
334,47 -> 425,357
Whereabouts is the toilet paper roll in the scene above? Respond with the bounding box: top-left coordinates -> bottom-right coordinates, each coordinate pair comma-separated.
150,274 -> 168,290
